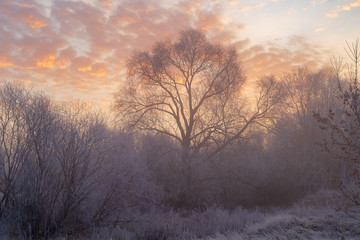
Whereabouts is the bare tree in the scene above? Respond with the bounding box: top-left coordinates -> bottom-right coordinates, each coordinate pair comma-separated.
257,67 -> 337,200
279,67 -> 335,167
0,83 -> 30,217
115,29 -> 284,198
0,82 -> 162,237
0,83 -> 109,237
14,95 -> 108,237
314,38 -> 360,209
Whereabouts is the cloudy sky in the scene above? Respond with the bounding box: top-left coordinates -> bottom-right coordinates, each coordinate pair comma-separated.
0,0 -> 359,109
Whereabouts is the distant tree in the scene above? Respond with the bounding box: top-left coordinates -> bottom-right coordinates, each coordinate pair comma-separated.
278,67 -> 336,187
115,29 -> 284,202
314,39 -> 360,209
0,83 -> 30,217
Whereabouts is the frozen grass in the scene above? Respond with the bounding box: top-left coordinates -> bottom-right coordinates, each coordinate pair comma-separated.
195,190 -> 360,240
125,189 -> 360,240
201,212 -> 359,240
133,206 -> 266,239
42,189 -> 359,239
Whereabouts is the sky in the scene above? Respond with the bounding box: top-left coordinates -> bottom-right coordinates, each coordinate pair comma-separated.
0,0 -> 359,109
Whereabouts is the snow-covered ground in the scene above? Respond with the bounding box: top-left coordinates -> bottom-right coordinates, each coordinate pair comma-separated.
89,189 -> 360,240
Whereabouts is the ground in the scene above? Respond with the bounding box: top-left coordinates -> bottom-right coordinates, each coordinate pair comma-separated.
87,189 -> 360,240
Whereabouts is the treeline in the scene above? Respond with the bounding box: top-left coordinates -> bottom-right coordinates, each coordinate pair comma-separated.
0,83 -> 157,238
0,65 -> 345,238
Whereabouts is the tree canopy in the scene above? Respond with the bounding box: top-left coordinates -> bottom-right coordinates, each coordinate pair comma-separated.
115,29 -> 283,161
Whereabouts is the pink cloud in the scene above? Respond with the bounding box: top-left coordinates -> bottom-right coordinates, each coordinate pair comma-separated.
0,0 -> 331,108
239,36 -> 328,80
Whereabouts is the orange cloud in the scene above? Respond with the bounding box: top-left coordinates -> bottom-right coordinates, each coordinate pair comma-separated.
100,0 -> 112,7
71,56 -> 93,72
55,59 -> 68,69
197,11 -> 224,31
92,69 -> 107,77
311,0 -> 328,6
0,57 -> 14,67
91,63 -> 108,77
78,66 -> 92,72
326,11 -> 338,18
229,0 -> 240,5
25,13 -> 47,28
315,27 -> 325,32
37,55 -> 56,68
343,0 -> 360,10
327,1 -> 360,18
118,15 -> 138,26
178,0 -> 201,14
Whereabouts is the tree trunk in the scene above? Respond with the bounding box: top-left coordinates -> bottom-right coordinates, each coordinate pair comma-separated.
179,143 -> 193,207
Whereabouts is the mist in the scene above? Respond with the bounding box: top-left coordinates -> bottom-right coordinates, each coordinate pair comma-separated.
0,28 -> 359,239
